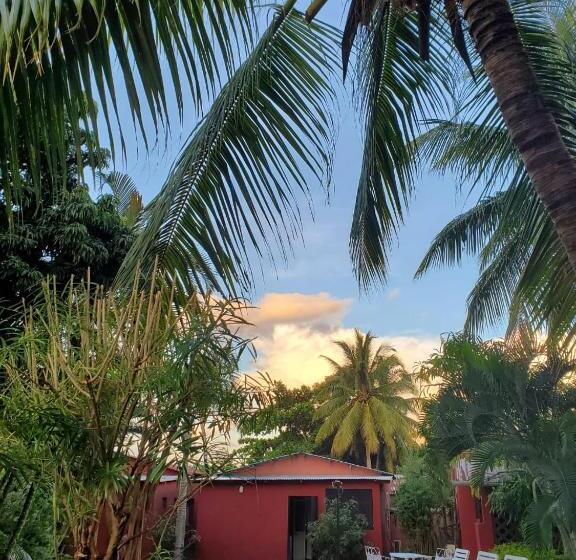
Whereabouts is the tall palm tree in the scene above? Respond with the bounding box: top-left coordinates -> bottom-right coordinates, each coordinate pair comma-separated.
414,6 -> 576,344
315,330 -> 417,470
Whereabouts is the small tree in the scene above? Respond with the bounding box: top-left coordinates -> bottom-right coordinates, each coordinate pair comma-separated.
0,272 -> 269,560
393,453 -> 452,554
308,499 -> 367,560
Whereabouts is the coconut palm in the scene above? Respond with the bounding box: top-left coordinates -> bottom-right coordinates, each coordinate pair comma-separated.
414,5 -> 576,345
420,331 -> 576,555
315,330 -> 417,470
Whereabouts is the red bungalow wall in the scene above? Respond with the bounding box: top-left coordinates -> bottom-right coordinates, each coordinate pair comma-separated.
193,453 -> 393,560
454,486 -> 495,558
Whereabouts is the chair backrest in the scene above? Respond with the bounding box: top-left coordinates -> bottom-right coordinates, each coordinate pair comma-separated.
454,549 -> 470,560
503,556 -> 528,560
365,545 -> 382,560
477,552 -> 498,560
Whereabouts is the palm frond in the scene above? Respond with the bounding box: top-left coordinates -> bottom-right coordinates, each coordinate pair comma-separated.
331,401 -> 363,457
99,171 -> 143,226
415,3 -> 576,341
350,4 -> 449,287
0,0 -> 255,205
115,2 -> 338,294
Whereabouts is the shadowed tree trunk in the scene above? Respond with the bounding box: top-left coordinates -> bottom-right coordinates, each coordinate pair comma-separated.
4,484 -> 35,560
463,0 -> 576,271
174,473 -> 188,560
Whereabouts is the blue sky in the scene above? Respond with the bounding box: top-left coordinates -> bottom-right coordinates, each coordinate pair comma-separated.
101,1 -> 502,381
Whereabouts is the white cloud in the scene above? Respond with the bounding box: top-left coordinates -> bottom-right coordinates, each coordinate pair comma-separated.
385,288 -> 401,301
240,292 -> 352,337
242,292 -> 439,388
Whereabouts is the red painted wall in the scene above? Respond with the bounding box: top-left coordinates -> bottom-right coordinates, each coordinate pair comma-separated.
194,480 -> 387,560
454,486 -> 494,558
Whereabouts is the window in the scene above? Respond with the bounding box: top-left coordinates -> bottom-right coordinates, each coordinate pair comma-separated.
162,497 -> 168,510
325,488 -> 373,528
393,540 -> 401,552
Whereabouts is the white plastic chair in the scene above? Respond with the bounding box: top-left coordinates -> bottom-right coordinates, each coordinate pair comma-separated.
436,545 -> 456,560
453,549 -> 470,560
366,546 -> 383,560
503,556 -> 528,560
477,553 -> 498,560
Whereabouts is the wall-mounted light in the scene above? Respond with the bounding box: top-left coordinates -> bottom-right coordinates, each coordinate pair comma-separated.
239,485 -> 244,494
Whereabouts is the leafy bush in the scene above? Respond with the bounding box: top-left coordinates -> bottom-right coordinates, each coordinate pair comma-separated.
393,453 -> 452,552
308,499 -> 367,560
488,474 -> 533,524
0,485 -> 53,560
492,542 -> 560,560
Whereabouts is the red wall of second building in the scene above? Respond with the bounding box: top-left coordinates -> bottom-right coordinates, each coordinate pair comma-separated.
455,486 -> 494,558
194,481 -> 387,560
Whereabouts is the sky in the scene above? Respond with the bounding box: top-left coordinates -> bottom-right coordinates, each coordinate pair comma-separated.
101,1 -> 502,387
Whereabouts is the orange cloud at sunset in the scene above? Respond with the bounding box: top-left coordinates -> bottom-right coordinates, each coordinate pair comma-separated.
242,292 -> 439,388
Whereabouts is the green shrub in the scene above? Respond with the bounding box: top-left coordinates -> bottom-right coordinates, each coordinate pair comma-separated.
492,542 -> 560,560
308,499 -> 367,560
0,486 -> 53,560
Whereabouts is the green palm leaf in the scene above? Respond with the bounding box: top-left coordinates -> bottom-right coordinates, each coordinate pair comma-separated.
116,2 -> 338,294
350,4 -> 449,287
415,3 -> 576,342
0,0 -> 255,205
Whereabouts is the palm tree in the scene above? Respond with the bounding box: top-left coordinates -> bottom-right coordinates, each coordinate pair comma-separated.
315,330 -> 417,470
420,331 -> 576,555
414,6 -> 576,344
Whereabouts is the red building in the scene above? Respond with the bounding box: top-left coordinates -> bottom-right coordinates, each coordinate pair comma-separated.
452,459 -> 509,558
193,453 -> 394,560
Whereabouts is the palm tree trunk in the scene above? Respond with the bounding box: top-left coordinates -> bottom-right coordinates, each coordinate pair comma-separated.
462,0 -> 576,270
365,444 -> 372,469
174,473 -> 188,560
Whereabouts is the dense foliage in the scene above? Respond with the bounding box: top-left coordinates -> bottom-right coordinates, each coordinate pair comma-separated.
238,382 -> 323,463
420,332 -> 576,555
308,499 -> 367,560
492,542 -> 561,560
0,484 -> 53,559
393,453 -> 452,553
0,126 -> 134,334
0,273 -> 268,559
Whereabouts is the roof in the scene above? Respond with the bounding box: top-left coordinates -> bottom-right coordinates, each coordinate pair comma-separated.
211,453 -> 393,483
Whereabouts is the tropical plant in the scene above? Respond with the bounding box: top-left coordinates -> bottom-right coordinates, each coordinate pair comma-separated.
315,330 -> 417,470
108,0 -> 576,303
238,381 -> 324,463
0,483 -> 53,560
414,5 -> 576,344
0,0 -> 254,206
492,542 -> 561,560
0,271 -> 269,560
4,0 -> 576,306
116,1 -> 338,294
308,499 -> 367,560
420,332 -> 576,556
488,473 -> 533,526
0,119 -> 135,338
393,452 -> 453,554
